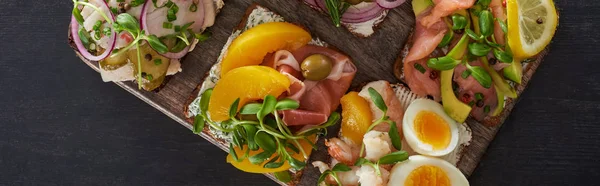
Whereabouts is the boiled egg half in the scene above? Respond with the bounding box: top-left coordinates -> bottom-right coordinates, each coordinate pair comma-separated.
403,99 -> 459,157
388,155 -> 469,186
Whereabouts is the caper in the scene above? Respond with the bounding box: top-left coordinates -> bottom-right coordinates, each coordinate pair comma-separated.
345,0 -> 364,5
301,54 -> 333,81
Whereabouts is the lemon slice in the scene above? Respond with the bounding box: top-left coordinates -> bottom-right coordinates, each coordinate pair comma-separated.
507,0 -> 558,59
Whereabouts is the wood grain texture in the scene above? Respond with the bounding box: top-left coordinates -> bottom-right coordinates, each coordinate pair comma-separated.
69,0 -> 552,185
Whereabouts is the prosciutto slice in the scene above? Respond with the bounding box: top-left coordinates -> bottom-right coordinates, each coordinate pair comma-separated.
454,60 -> 499,121
262,45 -> 357,126
420,0 -> 476,28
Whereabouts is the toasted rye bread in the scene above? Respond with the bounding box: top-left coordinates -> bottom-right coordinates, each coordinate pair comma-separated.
182,4 -> 346,186
393,30 -> 548,127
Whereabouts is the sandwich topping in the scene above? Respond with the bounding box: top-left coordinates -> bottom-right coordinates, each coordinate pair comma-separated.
70,0 -> 219,91
188,7 -> 356,177
400,0 -> 557,123
314,81 -> 472,186
303,0 -> 408,37
262,45 -> 357,126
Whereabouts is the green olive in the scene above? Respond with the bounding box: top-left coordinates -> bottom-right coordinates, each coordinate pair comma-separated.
128,43 -> 171,91
345,0 -> 364,5
301,54 -> 333,81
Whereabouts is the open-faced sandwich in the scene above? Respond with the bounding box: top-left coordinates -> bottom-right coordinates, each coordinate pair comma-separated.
69,0 -> 223,91
395,0 -> 558,125
302,0 -> 408,37
185,4 -> 357,184
313,81 -> 472,186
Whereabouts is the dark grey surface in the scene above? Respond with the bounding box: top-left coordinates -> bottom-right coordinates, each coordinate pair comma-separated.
0,0 -> 598,185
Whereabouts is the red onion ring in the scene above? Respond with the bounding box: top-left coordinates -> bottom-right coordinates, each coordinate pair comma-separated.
312,1 -> 385,24
70,1 -> 116,61
375,0 -> 406,9
141,0 -> 204,59
341,3 -> 386,23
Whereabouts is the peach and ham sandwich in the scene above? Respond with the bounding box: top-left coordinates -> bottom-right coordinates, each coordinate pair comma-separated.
184,4 -> 356,185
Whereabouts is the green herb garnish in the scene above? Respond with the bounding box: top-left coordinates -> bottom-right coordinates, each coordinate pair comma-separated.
465,63 -> 492,89
130,0 -> 145,7
451,14 -> 468,30
427,56 -> 462,70
475,93 -> 484,100
324,0 -> 350,27
163,22 -> 173,29
110,13 -> 168,89
189,2 -> 198,12
194,89 -> 340,171
154,58 -> 163,65
461,70 -> 471,79
438,30 -> 454,48
414,63 -> 427,74
167,2 -> 179,22
468,42 -> 492,57
318,164 -> 351,185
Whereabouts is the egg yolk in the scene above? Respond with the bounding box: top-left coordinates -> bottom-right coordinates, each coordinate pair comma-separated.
404,165 -> 451,186
414,111 -> 451,150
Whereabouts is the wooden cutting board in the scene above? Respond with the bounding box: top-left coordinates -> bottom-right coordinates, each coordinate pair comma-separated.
69,0 -> 547,185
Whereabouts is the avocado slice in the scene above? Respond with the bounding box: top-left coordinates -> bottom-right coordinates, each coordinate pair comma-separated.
492,85 -> 505,116
442,34 -> 472,123
412,0 -> 434,16
503,60 -> 523,84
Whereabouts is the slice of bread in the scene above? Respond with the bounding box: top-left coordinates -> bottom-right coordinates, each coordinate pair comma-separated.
183,4 -> 341,186
68,0 -> 224,91
393,26 -> 547,126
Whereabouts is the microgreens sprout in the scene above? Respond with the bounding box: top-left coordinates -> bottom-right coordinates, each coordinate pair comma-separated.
108,13 -> 168,89
193,89 -> 341,172
318,163 -> 352,185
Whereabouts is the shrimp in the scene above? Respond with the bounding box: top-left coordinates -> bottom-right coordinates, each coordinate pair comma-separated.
356,165 -> 391,186
325,138 -> 360,165
363,131 -> 393,162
